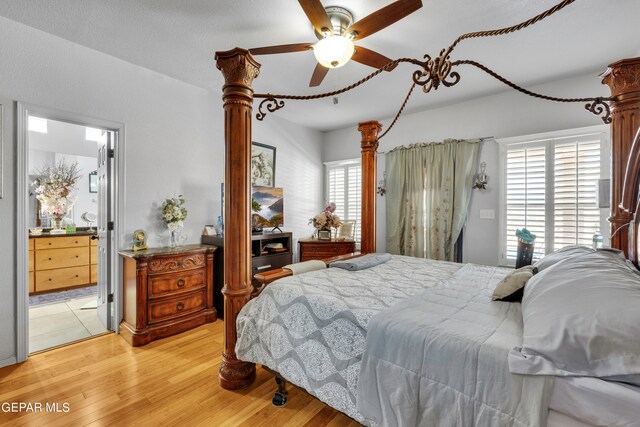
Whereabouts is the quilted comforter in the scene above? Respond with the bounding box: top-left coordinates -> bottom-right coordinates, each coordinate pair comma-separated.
235,255 -> 461,424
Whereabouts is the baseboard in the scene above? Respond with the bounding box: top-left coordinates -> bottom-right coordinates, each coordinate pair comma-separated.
0,355 -> 17,368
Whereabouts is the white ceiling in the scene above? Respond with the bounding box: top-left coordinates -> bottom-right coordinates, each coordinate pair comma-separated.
1,0 -> 639,131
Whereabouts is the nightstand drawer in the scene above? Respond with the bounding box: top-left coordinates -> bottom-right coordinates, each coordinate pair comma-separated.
147,253 -> 206,275
148,269 -> 206,298
148,290 -> 206,325
36,247 -> 90,271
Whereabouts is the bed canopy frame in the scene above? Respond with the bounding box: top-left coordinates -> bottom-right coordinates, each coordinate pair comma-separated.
214,0 -> 640,390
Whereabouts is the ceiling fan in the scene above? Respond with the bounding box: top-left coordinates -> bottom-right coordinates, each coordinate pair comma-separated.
249,0 -> 423,87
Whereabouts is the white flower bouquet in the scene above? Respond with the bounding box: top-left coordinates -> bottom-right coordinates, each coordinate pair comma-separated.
33,160 -> 81,229
162,195 -> 187,231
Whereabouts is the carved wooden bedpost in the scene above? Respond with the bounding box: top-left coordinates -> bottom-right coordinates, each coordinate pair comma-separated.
215,48 -> 260,390
358,121 -> 382,254
602,57 -> 640,256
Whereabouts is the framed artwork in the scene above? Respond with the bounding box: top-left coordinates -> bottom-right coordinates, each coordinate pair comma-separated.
251,142 -> 276,187
0,104 -> 3,199
89,171 -> 98,193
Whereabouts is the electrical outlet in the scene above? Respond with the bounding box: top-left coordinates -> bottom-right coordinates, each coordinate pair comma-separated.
479,209 -> 495,219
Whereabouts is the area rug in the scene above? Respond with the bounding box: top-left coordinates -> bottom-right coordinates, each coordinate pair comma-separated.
29,286 -> 97,306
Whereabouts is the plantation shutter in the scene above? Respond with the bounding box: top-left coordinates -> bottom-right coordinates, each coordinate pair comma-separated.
505,144 -> 547,260
327,161 -> 362,243
554,138 -> 601,249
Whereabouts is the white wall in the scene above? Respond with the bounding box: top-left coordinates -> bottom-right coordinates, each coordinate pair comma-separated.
323,73 -> 609,266
0,17 -> 324,366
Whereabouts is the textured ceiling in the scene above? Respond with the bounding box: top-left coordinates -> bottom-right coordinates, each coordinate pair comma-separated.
1,0 -> 639,131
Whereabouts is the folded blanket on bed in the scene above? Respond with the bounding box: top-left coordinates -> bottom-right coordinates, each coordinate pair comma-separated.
357,264 -> 554,427
330,253 -> 392,271
283,260 -> 326,275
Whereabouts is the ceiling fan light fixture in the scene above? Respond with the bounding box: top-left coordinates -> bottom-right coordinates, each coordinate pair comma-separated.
313,35 -> 354,68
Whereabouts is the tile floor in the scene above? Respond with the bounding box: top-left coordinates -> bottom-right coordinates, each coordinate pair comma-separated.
29,296 -> 109,353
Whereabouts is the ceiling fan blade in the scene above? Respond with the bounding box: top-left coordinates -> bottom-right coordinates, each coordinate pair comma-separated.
298,0 -> 334,34
352,46 -> 397,71
346,0 -> 423,40
309,63 -> 329,87
249,43 -> 314,56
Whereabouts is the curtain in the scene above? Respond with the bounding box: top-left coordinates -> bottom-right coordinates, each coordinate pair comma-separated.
386,139 -> 480,261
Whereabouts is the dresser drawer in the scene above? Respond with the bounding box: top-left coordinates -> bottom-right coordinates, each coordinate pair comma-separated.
29,250 -> 34,272
91,264 -> 98,283
147,290 -> 206,325
36,247 -> 90,271
36,266 -> 90,292
35,236 -> 89,250
147,253 -> 206,275
29,272 -> 35,293
148,269 -> 206,298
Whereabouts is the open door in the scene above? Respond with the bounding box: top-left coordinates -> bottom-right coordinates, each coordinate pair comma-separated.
96,130 -> 114,330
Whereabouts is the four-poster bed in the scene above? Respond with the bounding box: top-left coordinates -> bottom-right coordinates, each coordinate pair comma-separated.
214,0 -> 640,423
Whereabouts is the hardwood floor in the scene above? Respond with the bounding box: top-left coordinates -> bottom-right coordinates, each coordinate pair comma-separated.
0,320 -> 359,426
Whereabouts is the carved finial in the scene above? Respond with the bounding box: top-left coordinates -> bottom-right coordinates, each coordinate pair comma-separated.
601,57 -> 640,98
215,48 -> 261,88
358,121 -> 383,152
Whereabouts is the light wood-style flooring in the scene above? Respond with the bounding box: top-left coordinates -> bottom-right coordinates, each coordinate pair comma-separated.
0,320 -> 358,426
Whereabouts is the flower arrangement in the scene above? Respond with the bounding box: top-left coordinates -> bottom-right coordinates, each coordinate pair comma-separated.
162,195 -> 188,231
309,202 -> 342,231
32,160 -> 82,229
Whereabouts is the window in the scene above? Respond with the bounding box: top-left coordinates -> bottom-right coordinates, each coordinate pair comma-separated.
499,127 -> 609,265
325,159 -> 361,243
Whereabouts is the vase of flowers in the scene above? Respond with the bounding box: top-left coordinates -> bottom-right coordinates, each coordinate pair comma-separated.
162,195 -> 187,247
32,160 -> 81,233
309,202 -> 342,241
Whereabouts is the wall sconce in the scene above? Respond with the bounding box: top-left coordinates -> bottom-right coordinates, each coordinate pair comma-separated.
377,172 -> 387,196
474,162 -> 488,190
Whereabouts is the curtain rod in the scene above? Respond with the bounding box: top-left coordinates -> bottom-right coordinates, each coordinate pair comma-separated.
378,136 -> 495,154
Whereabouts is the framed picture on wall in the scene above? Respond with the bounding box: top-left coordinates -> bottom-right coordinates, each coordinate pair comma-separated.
251,142 -> 276,187
0,104 -> 3,199
89,171 -> 98,193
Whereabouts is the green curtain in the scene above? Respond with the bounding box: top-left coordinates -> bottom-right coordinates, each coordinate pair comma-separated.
385,139 -> 480,261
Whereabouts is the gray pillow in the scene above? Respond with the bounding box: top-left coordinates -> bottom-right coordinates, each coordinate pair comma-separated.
509,250 -> 640,380
491,265 -> 536,302
533,245 -> 594,272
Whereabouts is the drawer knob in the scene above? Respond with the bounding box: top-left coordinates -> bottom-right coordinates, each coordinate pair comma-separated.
48,278 -> 52,281
177,302 -> 185,310
76,255 -> 79,258
177,278 -> 185,287
76,275 -> 79,278
48,258 -> 52,261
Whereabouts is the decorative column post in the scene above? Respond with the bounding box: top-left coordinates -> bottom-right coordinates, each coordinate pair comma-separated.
358,121 -> 383,254
602,57 -> 640,255
215,48 -> 260,390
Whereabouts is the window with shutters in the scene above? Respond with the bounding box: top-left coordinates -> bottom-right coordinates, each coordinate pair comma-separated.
499,127 -> 610,266
325,159 -> 362,244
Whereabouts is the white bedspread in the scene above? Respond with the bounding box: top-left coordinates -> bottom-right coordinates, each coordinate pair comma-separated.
235,255 -> 461,424
357,264 -> 555,427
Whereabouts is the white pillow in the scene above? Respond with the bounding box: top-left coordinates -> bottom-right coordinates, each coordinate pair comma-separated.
532,245 -> 594,272
509,250 -> 640,379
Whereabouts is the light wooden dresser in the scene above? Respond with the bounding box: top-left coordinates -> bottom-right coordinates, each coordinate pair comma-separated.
30,233 -> 98,294
298,238 -> 356,262
119,244 -> 217,347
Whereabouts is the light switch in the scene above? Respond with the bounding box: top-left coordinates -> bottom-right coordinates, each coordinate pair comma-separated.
479,209 -> 495,219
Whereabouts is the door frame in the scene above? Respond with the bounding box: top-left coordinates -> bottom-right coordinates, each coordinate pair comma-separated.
16,102 -> 126,362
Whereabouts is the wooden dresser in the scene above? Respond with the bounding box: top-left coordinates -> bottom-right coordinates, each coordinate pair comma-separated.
30,233 -> 97,294
298,238 -> 357,262
119,245 -> 217,347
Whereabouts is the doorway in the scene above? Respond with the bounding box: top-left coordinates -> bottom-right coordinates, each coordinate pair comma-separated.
16,103 -> 124,359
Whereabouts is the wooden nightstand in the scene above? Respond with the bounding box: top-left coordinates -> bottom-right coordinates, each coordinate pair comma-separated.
298,238 -> 356,262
